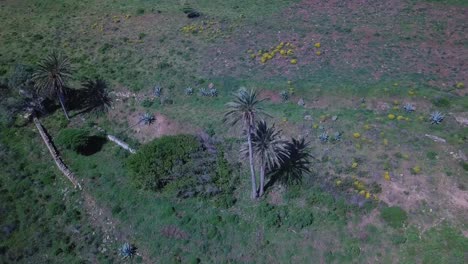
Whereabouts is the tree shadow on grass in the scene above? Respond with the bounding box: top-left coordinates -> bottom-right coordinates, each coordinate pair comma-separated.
79,136 -> 107,156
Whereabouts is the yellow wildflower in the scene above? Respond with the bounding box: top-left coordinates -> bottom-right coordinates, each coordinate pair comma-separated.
352,162 -> 358,169
353,133 -> 361,139
388,114 -> 395,120
314,42 -> 321,48
397,115 -> 405,121
316,51 -> 321,56
290,59 -> 297,64
455,82 -> 464,89
365,192 -> 371,199
384,171 -> 390,181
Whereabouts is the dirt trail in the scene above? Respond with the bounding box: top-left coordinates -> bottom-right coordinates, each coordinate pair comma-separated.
82,191 -> 154,263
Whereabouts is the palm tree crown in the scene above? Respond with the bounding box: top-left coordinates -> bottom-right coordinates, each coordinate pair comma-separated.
32,52 -> 72,119
223,89 -> 268,128
249,120 -> 287,170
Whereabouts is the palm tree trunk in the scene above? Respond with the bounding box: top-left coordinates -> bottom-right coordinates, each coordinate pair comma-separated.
259,164 -> 265,197
57,91 -> 70,120
247,125 -> 257,199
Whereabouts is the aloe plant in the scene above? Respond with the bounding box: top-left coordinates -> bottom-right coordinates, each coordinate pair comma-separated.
430,111 -> 444,124
403,103 -> 415,113
333,131 -> 342,141
185,87 -> 194,95
119,242 -> 136,259
154,85 -> 162,98
199,88 -> 209,97
280,90 -> 289,102
209,88 -> 218,97
319,132 -> 329,142
140,112 -> 155,125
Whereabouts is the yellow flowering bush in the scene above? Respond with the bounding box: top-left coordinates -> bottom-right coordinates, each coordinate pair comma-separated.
351,162 -> 358,169
314,42 -> 321,48
455,82 -> 464,89
353,133 -> 361,139
411,166 -> 421,174
388,114 -> 395,120
290,59 -> 297,64
397,115 -> 405,121
384,171 -> 391,181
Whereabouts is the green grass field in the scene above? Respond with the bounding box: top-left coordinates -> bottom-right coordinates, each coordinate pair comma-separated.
1,0 -> 467,263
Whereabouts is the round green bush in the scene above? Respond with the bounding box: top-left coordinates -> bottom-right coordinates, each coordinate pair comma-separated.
127,135 -> 201,190
56,128 -> 90,153
380,206 -> 408,228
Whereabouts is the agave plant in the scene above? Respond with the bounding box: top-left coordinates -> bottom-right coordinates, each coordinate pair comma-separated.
199,87 -> 209,97
319,132 -> 329,142
185,86 -> 194,95
403,103 -> 415,113
119,242 -> 136,259
139,112 -> 155,125
154,85 -> 162,98
430,111 -> 444,124
209,88 -> 218,97
333,131 -> 342,141
280,90 -> 289,102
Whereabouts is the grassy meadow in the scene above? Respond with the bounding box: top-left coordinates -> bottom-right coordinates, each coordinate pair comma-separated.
0,0 -> 467,263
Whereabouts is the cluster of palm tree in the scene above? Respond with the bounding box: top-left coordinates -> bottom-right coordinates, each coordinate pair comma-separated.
30,52 -> 111,119
224,89 -> 312,199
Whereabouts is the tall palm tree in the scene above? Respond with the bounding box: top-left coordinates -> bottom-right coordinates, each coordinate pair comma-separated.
223,89 -> 268,199
32,52 -> 72,120
249,120 -> 287,197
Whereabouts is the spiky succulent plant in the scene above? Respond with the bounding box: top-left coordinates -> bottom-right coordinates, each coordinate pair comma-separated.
403,103 -> 415,113
154,85 -> 162,98
119,242 -> 136,259
185,87 -> 194,95
140,112 -> 155,125
199,88 -> 209,97
319,132 -> 329,142
333,131 -> 342,141
209,88 -> 218,97
430,111 -> 444,124
280,90 -> 289,102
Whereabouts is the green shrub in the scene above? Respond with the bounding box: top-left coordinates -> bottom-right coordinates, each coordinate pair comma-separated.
127,135 -> 201,190
56,128 -> 90,153
431,97 -> 451,108
285,208 -> 314,229
380,206 -> 407,228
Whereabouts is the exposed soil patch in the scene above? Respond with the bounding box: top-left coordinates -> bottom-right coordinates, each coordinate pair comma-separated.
82,191 -> 153,263
128,112 -> 201,143
259,90 -> 282,103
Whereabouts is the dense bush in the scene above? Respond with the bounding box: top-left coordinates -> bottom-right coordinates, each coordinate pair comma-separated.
127,135 -> 202,190
380,206 -> 407,228
56,128 -> 90,153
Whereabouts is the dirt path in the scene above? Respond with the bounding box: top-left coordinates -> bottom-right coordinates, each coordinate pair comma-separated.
82,191 -> 154,263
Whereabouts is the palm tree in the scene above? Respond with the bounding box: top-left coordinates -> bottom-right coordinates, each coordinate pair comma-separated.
248,120 -> 287,197
274,138 -> 313,185
32,52 -> 72,120
223,89 -> 268,199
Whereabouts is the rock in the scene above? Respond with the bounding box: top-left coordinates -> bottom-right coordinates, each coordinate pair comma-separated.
304,115 -> 312,121
332,115 -> 338,121
453,113 -> 468,127
298,98 -> 305,107
424,134 -> 446,143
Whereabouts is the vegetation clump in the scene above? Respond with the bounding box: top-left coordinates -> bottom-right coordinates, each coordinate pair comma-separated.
380,206 -> 408,228
127,135 -> 201,190
56,128 -> 91,153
